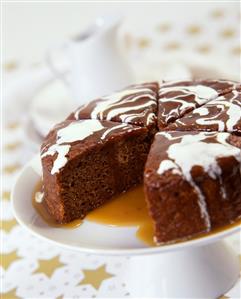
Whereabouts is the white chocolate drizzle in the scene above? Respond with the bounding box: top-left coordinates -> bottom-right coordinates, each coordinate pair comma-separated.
100,123 -> 128,140
157,132 -> 241,229
175,90 -> 241,132
159,84 -> 218,105
41,120 -> 131,175
35,191 -> 44,203
74,87 -> 156,124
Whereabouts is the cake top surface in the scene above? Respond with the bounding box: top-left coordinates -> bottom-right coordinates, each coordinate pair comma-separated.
146,131 -> 241,178
41,119 -> 146,175
69,82 -> 159,127
167,89 -> 241,133
158,79 -> 238,128
145,131 -> 241,229
161,79 -> 239,94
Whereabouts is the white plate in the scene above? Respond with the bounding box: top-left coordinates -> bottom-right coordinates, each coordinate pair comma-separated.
12,155 -> 241,256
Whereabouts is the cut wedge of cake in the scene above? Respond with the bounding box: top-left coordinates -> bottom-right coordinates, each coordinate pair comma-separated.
144,131 -> 241,244
41,119 -> 152,223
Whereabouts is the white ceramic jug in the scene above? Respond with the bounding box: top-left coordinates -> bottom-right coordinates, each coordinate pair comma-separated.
46,15 -> 134,104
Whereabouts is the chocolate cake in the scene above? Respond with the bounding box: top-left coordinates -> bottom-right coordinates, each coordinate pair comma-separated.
167,90 -> 241,135
144,131 -> 241,244
40,79 -> 241,245
158,79 -> 238,129
41,119 -> 152,222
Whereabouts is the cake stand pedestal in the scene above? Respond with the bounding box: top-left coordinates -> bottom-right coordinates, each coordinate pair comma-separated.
127,240 -> 239,298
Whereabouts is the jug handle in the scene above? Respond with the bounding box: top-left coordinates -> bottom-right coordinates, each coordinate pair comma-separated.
45,42 -> 70,87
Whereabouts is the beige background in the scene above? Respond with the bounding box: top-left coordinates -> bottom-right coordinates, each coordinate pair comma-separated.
3,1 -> 240,65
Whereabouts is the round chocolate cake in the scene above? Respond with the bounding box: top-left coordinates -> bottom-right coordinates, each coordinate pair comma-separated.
41,80 -> 241,245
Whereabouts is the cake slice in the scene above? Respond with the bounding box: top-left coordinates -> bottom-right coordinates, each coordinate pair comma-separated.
144,131 -> 241,244
41,119 -> 152,223
158,79 -> 238,129
67,82 -> 159,133
166,90 -> 241,135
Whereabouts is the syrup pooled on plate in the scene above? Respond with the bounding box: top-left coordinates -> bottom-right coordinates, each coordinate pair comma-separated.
33,181 -> 241,246
86,185 -> 155,246
32,182 -> 155,246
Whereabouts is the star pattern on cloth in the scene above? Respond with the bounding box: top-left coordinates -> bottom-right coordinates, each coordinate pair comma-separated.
211,9 -> 224,18
79,264 -> 114,290
1,191 -> 11,201
220,28 -> 235,38
33,256 -> 65,278
137,37 -> 151,49
231,46 -> 241,56
0,250 -> 21,270
156,23 -> 171,33
3,61 -> 18,72
6,122 -> 20,130
0,288 -> 20,299
0,219 -> 18,233
3,163 -> 21,174
4,142 -> 22,151
186,25 -> 201,35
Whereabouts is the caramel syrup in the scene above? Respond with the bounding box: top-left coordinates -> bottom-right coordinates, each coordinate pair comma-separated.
86,185 -> 155,246
32,181 -> 240,247
32,182 -> 155,245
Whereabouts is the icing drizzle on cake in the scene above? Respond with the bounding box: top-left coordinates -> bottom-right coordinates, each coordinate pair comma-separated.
41,120 -> 132,174
35,191 -> 44,203
171,90 -> 241,132
157,131 -> 241,229
73,86 -> 157,126
159,84 -> 218,105
158,83 -> 220,127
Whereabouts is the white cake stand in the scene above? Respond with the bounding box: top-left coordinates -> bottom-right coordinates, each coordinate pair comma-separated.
12,156 -> 240,298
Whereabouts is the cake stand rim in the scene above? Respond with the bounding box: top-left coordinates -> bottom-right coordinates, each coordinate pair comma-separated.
12,155 -> 241,257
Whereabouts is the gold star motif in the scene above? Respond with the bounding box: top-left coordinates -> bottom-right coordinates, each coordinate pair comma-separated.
3,61 -> 18,72
1,191 -> 11,201
33,256 -> 65,277
231,46 -> 241,56
0,250 -> 21,270
211,9 -> 224,19
3,163 -> 21,174
0,219 -> 18,233
221,29 -> 235,38
4,142 -> 22,151
187,25 -> 201,35
6,122 -> 20,130
156,23 -> 171,33
164,42 -> 181,51
0,219 -> 17,233
196,45 -> 211,54
138,37 -> 151,49
79,264 -> 114,290
0,288 -> 20,299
